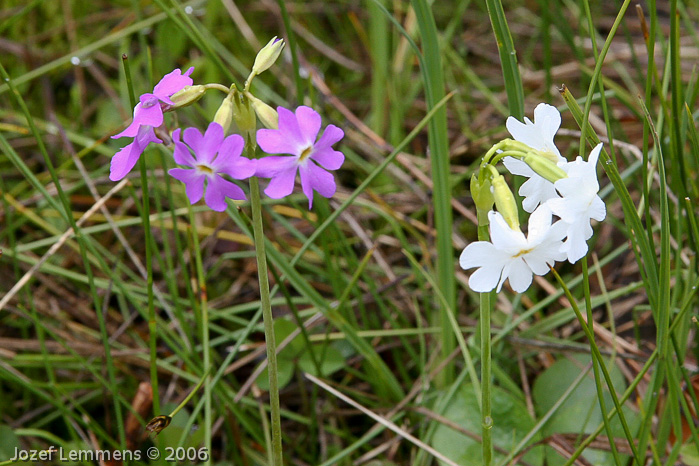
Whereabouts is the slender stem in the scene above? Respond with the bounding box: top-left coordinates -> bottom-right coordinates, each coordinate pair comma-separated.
170,370 -> 209,419
122,53 -> 160,417
188,208 -> 212,465
249,173 -> 283,466
480,291 -> 493,466
477,215 -> 493,466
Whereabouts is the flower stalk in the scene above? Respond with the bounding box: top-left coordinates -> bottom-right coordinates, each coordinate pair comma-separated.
248,146 -> 284,466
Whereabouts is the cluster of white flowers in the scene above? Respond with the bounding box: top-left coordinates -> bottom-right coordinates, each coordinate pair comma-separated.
460,103 -> 606,293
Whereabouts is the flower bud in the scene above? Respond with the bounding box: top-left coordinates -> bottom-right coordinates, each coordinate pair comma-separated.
246,93 -> 278,129
491,174 -> 520,231
523,153 -> 567,183
252,37 -> 285,76
213,92 -> 235,134
169,85 -> 206,109
470,174 -> 494,226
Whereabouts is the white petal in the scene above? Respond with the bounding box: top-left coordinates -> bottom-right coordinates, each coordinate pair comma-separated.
561,223 -> 590,263
503,259 -> 533,293
468,265 -> 504,293
502,156 -> 535,177
488,211 -> 527,250
526,204 -> 553,243
459,242 -> 497,270
518,174 -> 559,213
588,195 -> 606,221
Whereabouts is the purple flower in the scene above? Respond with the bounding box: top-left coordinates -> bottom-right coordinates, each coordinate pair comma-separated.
168,122 -> 256,212
110,67 -> 194,181
255,106 -> 344,208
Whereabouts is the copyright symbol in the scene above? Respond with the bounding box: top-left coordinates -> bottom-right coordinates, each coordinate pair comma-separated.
146,447 -> 160,460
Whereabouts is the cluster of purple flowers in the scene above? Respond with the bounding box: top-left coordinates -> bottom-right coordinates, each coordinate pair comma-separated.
111,68 -> 345,211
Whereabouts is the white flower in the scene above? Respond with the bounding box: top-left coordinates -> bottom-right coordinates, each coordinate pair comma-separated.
503,103 -> 566,213
547,143 -> 606,263
459,206 -> 567,293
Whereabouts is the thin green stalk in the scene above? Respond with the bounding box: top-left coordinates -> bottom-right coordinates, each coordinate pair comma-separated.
582,259 -> 623,466
483,0 -> 524,119
249,172 -> 283,466
480,291 -> 493,466
122,53 -> 160,417
476,220 -> 493,466
0,63 -> 126,450
188,208 -> 212,466
276,0 -> 303,101
410,0 -> 456,385
550,268 -> 641,465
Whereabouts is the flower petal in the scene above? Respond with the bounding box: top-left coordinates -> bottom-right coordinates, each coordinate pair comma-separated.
264,166 -> 298,199
488,211 -> 526,251
299,163 -> 337,208
315,123 -> 344,148
184,123 -> 223,164
172,129 -> 196,167
503,259 -> 533,293
255,156 -> 297,178
205,176 -> 246,211
110,141 -> 143,181
109,127 -> 161,181
169,168 -> 205,204
459,241 -> 497,270
468,265 -> 505,293
153,67 -> 194,101
295,106 -> 322,146
214,134 -> 256,179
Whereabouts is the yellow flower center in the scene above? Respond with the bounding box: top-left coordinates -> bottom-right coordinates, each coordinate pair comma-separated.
513,247 -> 533,258
299,146 -> 313,162
196,164 -> 214,174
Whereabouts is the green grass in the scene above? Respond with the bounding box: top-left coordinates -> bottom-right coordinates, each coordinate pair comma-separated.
1,1 -> 698,466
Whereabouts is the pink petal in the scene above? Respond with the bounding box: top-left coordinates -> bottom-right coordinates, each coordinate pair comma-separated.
311,147 -> 344,171
255,156 -> 297,178
172,129 -> 194,166
153,67 -> 194,100
109,127 -> 161,181
301,162 -> 336,199
264,166 -> 298,199
205,176 -> 246,211
169,168 -> 205,204
112,102 -> 162,139
110,141 -> 143,181
295,106 -> 322,146
182,126 -> 222,165
314,124 -> 344,150
213,133 -> 255,179
133,103 -> 164,129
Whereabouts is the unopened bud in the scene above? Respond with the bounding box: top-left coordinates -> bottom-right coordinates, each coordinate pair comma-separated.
470,174 -> 494,226
169,85 -> 206,109
213,93 -> 235,134
252,37 -> 285,76
523,153 -> 567,183
246,93 -> 278,129
491,174 -> 520,231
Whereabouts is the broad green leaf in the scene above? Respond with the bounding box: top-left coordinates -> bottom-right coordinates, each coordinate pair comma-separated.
532,355 -> 639,465
0,425 -> 21,461
298,345 -> 345,377
431,383 -> 544,466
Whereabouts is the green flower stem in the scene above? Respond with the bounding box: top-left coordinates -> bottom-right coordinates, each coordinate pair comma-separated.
476,218 -> 493,466
550,267 -> 642,465
249,172 -> 283,466
188,208 -> 212,466
121,53 -> 160,417
479,291 -> 493,466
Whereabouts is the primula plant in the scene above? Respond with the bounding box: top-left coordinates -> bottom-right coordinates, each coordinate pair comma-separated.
108,37 -> 344,466
460,103 -> 606,292
460,103 -> 609,464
